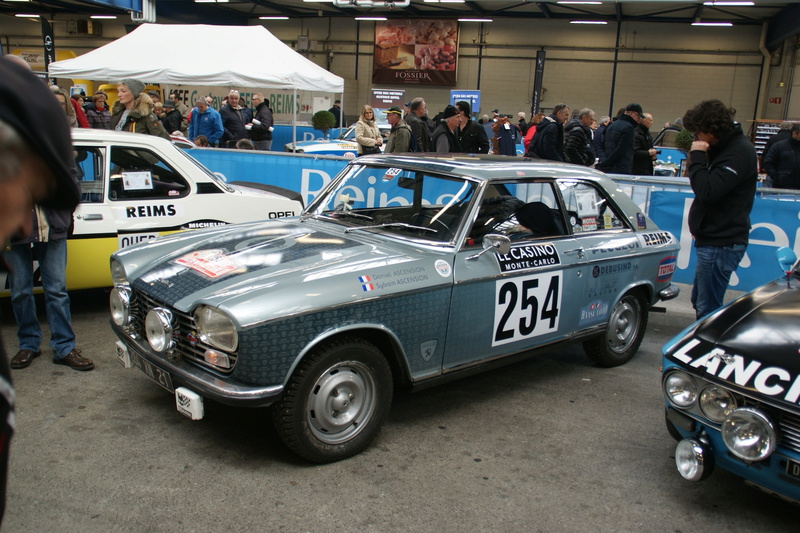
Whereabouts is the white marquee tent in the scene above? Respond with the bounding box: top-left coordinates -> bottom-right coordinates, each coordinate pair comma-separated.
49,23 -> 344,93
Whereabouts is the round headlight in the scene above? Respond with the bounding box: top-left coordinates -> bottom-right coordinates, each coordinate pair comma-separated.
721,407 -> 776,461
699,385 -> 737,423
109,286 -> 132,327
675,438 -> 713,482
664,371 -> 698,408
145,308 -> 174,353
195,306 -> 237,352
110,259 -> 128,286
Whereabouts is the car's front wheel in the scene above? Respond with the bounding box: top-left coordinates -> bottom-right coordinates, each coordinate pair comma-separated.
583,290 -> 648,367
272,337 -> 393,463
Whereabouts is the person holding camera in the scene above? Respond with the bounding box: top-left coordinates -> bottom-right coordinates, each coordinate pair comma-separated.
632,112 -> 658,175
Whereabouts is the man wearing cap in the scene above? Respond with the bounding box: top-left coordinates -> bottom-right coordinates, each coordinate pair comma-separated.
598,103 -> 644,174
431,105 -> 462,153
0,55 -> 87,520
455,100 -> 489,154
161,100 -> 183,135
329,99 -> 346,129
384,106 -> 412,153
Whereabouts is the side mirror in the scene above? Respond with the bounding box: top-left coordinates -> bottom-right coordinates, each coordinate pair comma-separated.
776,246 -> 798,281
467,234 -> 511,261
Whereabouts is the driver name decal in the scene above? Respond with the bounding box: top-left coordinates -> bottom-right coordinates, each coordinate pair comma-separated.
496,243 -> 561,273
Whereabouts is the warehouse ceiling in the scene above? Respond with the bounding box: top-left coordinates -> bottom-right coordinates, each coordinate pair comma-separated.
1,0 -> 794,25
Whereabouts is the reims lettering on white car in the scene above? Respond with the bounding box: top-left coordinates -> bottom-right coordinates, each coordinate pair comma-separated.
493,271 -> 562,347
125,204 -> 178,218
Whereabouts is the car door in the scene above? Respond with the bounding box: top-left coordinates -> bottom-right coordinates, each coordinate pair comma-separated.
68,144 -> 120,290
443,179 -> 588,370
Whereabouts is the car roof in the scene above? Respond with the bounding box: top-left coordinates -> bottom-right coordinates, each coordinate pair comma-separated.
71,129 -> 177,148
353,153 -> 609,183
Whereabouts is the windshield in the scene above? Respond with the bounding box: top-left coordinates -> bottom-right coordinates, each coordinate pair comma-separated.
182,149 -> 234,192
306,163 -> 478,244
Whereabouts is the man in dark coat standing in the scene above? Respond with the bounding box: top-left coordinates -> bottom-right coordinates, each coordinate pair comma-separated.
248,94 -> 275,151
328,100 -> 345,129
682,99 -> 757,319
219,90 -> 253,148
455,100 -> 489,154
632,112 -> 657,175
527,103 -> 570,161
564,108 -> 596,166
598,103 -> 643,174
762,123 -> 800,190
431,105 -> 462,153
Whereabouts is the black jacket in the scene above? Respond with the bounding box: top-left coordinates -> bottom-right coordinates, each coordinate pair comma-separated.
431,122 -> 461,153
762,137 -> 800,189
406,113 -> 432,152
600,114 -> 638,174
161,108 -> 183,135
563,118 -> 595,166
632,124 -> 654,175
219,103 -> 253,147
528,115 -> 564,161
762,129 -> 791,159
458,120 -> 489,153
249,102 -> 274,142
687,123 -> 758,247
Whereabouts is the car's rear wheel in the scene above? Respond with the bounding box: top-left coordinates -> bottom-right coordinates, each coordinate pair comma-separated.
272,337 -> 392,463
583,290 -> 648,367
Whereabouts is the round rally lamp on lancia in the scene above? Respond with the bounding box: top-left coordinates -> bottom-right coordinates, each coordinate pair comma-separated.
721,408 -> 776,462
109,286 -> 132,328
145,308 -> 175,353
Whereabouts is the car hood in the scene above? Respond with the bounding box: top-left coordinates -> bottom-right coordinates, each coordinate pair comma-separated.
665,279 -> 800,407
123,218 -> 452,327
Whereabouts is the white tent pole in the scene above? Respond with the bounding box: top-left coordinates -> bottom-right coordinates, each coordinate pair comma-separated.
293,87 -> 298,152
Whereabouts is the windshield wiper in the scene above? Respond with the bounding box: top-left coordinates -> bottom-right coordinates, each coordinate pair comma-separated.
328,210 -> 374,221
344,222 -> 436,234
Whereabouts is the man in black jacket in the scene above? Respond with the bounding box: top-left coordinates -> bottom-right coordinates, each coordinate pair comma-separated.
598,103 -> 643,174
248,93 -> 275,151
682,99 -> 758,319
762,123 -> 800,190
632,112 -> 657,175
564,108 -> 595,166
455,100 -> 489,154
527,103 -> 570,161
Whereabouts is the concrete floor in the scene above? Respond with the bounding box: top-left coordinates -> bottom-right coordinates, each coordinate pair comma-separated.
0,284 -> 795,532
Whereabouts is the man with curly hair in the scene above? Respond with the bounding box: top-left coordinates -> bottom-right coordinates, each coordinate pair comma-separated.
682,99 -> 757,319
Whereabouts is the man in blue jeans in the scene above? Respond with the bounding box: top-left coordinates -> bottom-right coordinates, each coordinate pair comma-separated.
6,204 -> 94,371
682,99 -> 758,319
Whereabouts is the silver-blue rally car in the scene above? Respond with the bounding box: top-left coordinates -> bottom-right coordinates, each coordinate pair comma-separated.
110,154 -> 680,462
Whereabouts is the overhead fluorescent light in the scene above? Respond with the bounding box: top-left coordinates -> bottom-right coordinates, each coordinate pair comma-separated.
703,1 -> 754,6
15,13 -> 39,17
691,21 -> 733,26
6,0 -> 31,3
260,16 -> 289,19
425,0 -> 465,3
355,16 -> 387,20
91,15 -> 117,19
570,20 -> 607,24
458,18 -> 492,22
558,1 -> 602,4
303,0 -> 335,3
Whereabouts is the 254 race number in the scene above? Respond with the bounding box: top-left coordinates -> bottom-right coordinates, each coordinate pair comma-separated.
493,272 -> 562,347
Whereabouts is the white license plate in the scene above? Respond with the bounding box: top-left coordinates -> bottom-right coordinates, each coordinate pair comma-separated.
130,350 -> 174,393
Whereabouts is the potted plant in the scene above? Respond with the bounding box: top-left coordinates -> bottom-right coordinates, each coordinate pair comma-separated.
312,110 -> 336,140
674,128 -> 694,155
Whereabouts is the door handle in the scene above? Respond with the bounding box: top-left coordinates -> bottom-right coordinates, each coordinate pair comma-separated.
80,214 -> 103,221
563,248 -> 583,255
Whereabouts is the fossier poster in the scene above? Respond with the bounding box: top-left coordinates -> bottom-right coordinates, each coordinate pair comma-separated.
372,20 -> 458,86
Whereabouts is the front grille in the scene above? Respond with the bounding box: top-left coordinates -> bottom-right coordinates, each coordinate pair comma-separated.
130,289 -> 237,374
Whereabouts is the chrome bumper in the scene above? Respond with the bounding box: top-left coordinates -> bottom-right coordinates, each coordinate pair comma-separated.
659,283 -> 681,301
111,321 -> 283,407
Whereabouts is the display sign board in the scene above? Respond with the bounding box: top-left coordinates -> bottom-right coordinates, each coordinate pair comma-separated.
372,20 -> 458,86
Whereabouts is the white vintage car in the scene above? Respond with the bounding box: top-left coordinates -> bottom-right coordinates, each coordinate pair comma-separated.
284,123 -> 390,157
0,130 -> 303,295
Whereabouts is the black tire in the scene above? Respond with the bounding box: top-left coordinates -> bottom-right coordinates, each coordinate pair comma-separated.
271,337 -> 393,463
583,291 -> 648,367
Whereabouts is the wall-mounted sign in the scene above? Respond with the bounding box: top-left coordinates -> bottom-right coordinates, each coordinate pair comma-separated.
372,20 -> 458,87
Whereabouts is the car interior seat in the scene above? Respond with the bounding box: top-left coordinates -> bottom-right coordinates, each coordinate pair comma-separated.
515,201 -> 564,238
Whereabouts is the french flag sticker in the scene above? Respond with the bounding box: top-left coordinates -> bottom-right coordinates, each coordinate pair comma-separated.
359,275 -> 375,291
